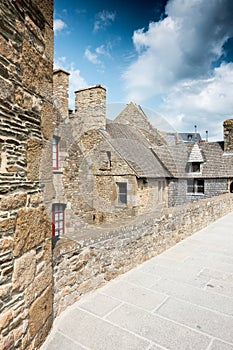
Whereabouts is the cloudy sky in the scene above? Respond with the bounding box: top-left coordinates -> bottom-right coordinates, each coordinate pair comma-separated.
54,0 -> 233,140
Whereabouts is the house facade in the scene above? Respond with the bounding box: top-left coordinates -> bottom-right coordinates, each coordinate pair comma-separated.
50,68 -> 233,236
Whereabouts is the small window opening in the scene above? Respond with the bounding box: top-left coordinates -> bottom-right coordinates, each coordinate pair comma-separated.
52,203 -> 65,236
52,136 -> 59,170
187,179 -> 204,194
117,182 -> 127,205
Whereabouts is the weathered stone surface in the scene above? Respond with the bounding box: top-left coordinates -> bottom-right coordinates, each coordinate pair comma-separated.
28,286 -> 52,338
0,310 -> 13,332
27,137 -> 43,181
0,218 -> 15,233
32,315 -> 53,349
0,0 -> 53,347
12,250 -> 36,291
25,266 -> 52,306
0,237 -> 13,254
0,333 -> 14,350
21,40 -> 53,98
14,206 -> 51,256
0,193 -> 27,211
35,0 -> 53,27
224,119 -> 233,152
41,102 -> 56,140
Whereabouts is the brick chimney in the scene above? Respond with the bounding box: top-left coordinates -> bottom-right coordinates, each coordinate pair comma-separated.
74,85 -> 106,133
53,68 -> 70,119
223,119 -> 233,153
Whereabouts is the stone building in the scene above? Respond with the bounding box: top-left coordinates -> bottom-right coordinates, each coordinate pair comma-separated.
0,1 -> 54,349
52,69 -> 233,237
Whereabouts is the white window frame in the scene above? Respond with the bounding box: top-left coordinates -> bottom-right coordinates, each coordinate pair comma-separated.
117,182 -> 127,205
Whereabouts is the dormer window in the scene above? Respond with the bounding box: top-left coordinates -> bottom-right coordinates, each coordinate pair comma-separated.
189,162 -> 201,173
187,144 -> 204,173
188,134 -> 193,141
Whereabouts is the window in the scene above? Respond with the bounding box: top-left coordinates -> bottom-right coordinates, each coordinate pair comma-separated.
187,134 -> 193,141
187,179 -> 204,194
189,162 -> 201,173
158,181 -> 165,201
117,182 -> 127,205
52,203 -> 65,236
52,136 -> 59,170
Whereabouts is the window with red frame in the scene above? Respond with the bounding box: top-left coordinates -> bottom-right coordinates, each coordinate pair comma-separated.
52,203 -> 65,236
52,136 -> 59,170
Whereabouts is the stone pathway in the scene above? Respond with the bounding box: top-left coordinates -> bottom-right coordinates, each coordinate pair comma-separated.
41,211 -> 233,350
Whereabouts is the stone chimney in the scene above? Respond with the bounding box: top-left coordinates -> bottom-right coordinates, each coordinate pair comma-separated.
53,68 -> 70,119
74,85 -> 106,133
223,119 -> 233,153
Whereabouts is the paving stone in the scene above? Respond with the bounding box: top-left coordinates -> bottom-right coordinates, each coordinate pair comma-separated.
106,303 -> 211,350
140,261 -> 209,288
120,268 -> 161,288
184,254 -> 233,273
209,340 -> 233,350
77,292 -> 121,317
158,247 -> 192,261
199,268 -> 233,283
205,278 -> 233,297
150,277 -> 233,315
101,280 -> 167,311
57,308 -> 150,350
150,256 -> 185,268
156,297 -> 233,343
41,331 -> 86,350
149,345 -> 167,350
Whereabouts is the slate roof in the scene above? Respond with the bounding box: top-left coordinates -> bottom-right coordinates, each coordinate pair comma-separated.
199,142 -> 233,178
188,144 -> 204,163
179,133 -> 202,143
105,122 -> 171,178
105,103 -> 233,180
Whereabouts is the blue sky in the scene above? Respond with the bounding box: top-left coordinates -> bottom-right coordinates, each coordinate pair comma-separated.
54,0 -> 233,140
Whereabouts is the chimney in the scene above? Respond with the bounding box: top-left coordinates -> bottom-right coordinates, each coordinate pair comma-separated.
74,85 -> 106,133
223,119 -> 233,152
53,68 -> 70,119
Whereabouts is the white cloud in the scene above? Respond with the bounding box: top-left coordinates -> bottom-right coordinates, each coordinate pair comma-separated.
54,56 -> 67,68
94,10 -> 116,32
160,63 -> 233,140
84,44 -> 112,65
123,0 -> 233,140
54,19 -> 67,33
69,66 -> 88,93
69,67 -> 89,110
96,44 -> 111,57
84,48 -> 101,64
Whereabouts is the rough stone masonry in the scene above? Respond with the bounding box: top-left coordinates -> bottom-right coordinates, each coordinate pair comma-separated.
0,1 -> 54,349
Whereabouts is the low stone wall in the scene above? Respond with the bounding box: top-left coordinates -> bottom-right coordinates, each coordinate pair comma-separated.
53,193 -> 233,317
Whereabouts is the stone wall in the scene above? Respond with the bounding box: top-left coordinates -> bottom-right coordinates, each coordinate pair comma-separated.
74,85 -> 106,134
53,192 -> 233,317
223,119 -> 233,153
168,178 -> 228,207
0,1 -> 54,349
53,69 -> 70,119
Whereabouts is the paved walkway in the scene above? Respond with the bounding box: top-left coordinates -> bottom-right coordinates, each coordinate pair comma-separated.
41,212 -> 233,350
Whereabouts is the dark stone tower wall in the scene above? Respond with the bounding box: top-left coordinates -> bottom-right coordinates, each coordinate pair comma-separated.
0,1 -> 54,349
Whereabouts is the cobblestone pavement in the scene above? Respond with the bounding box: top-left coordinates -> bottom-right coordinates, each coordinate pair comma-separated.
41,212 -> 233,350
